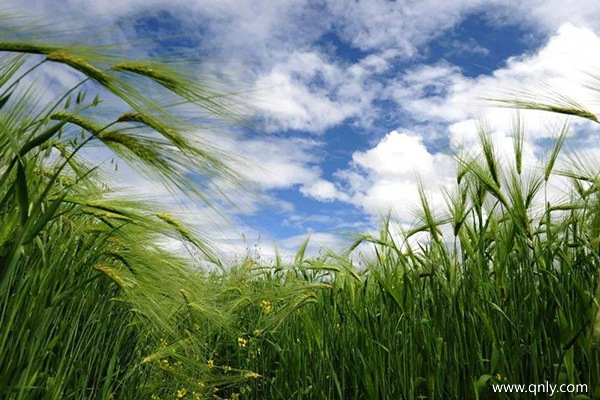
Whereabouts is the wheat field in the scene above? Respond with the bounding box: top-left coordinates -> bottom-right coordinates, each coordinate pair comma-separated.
1,31 -> 599,400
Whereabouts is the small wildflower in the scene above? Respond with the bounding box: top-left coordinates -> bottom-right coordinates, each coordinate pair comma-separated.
260,300 -> 272,314
160,338 -> 168,347
194,323 -> 201,331
176,388 -> 187,398
207,359 -> 214,368
223,365 -> 232,373
197,381 -> 205,388
151,395 -> 160,400
253,329 -> 261,336
192,392 -> 201,400
159,359 -> 169,367
237,337 -> 248,347
230,393 -> 240,400
244,372 -> 260,379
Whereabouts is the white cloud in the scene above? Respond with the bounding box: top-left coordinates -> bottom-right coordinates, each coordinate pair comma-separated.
253,69 -> 352,133
387,24 -> 600,134
505,0 -> 600,34
300,179 -> 348,202
332,24 -> 600,223
325,0 -> 484,54
353,132 -> 438,178
8,1 -> 600,260
9,0 -> 600,57
325,0 -> 600,55
252,50 -> 387,132
217,134 -> 323,190
9,1 -> 600,139
335,131 -> 455,221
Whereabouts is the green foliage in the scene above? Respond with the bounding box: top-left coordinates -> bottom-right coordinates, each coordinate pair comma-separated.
0,33 -> 300,400
2,24 -> 600,400
213,123 -> 600,399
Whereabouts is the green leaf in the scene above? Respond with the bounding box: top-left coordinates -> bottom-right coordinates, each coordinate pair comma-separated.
15,161 -> 29,226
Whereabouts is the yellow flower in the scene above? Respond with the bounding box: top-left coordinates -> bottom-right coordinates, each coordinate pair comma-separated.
176,388 -> 187,398
223,365 -> 232,373
192,392 -> 201,400
244,372 -> 260,379
207,359 -> 214,368
159,359 -> 169,367
230,393 -> 240,400
237,337 -> 248,347
260,300 -> 272,314
160,338 -> 167,347
253,329 -> 261,336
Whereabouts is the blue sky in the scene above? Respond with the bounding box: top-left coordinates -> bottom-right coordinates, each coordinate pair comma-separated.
5,0 -> 600,260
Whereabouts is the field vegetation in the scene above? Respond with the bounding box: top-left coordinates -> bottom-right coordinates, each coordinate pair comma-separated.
1,30 -> 600,399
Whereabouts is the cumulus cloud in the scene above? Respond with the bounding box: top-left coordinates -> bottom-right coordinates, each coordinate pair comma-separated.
332,24 -> 600,224
335,131 -> 455,221
300,179 -> 349,202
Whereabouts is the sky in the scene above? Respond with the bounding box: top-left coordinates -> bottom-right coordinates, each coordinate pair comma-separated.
4,1 -> 600,261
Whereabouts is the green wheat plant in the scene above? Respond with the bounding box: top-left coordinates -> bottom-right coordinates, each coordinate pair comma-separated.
3,17 -> 600,400
214,118 -> 600,399
0,27 -> 293,400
